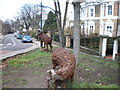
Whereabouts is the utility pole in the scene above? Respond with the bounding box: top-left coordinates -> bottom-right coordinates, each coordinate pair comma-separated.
72,0 -> 85,65
40,0 -> 43,31
73,1 -> 80,65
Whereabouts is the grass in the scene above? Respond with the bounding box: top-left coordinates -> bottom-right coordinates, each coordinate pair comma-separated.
1,70 -> 20,75
79,53 -> 118,68
3,47 -> 119,88
67,82 -> 118,88
7,48 -> 52,68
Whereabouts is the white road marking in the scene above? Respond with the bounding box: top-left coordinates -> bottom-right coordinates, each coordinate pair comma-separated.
7,43 -> 12,46
11,39 -> 16,46
0,35 -> 22,50
0,44 -> 3,46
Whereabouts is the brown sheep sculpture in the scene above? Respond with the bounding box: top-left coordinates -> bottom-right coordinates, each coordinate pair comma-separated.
46,48 -> 76,88
37,29 -> 52,51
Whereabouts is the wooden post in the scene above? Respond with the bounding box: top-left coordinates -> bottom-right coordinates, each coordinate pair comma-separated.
66,34 -> 71,47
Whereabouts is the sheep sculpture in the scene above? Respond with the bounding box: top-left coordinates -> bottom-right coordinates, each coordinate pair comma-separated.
45,48 -> 76,88
37,29 -> 52,51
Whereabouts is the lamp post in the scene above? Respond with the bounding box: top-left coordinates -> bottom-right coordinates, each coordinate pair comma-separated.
40,1 -> 58,31
40,0 -> 43,31
72,0 -> 86,65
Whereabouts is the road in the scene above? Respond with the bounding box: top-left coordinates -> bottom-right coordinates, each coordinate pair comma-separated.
0,34 -> 35,58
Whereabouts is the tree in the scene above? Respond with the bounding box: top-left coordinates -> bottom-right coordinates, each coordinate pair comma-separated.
54,0 -> 69,47
16,4 -> 42,31
2,20 -> 11,34
43,11 -> 57,36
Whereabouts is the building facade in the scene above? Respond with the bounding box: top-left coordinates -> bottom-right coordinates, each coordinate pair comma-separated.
80,0 -> 120,37
0,20 -> 3,34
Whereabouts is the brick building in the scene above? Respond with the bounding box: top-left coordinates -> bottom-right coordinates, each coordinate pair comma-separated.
66,0 -> 120,37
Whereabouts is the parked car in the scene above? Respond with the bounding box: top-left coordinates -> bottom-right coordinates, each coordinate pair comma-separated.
16,34 -> 24,39
22,35 -> 33,43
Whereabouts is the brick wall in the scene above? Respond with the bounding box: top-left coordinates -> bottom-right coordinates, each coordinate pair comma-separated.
114,2 -> 119,16
94,20 -> 100,34
95,5 -> 100,17
113,22 -> 117,37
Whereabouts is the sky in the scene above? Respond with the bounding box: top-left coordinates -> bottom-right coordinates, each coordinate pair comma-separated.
0,0 -> 55,21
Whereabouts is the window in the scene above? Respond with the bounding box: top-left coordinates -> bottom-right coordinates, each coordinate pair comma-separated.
108,5 -> 112,15
89,7 -> 95,17
90,9 -> 93,16
106,25 -> 113,37
107,26 -> 112,33
90,26 -> 94,34
90,9 -> 94,16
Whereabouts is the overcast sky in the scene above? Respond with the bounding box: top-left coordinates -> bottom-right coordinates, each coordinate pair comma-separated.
0,0 -> 55,21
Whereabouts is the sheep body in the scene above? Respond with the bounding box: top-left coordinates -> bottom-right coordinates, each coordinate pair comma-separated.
52,48 -> 76,81
37,31 -> 52,51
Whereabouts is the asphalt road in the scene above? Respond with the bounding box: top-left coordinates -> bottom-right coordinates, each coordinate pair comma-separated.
0,34 -> 34,55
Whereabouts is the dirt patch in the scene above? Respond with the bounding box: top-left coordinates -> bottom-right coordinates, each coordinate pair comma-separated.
2,51 -> 119,88
74,57 -> 118,86
2,60 -> 52,88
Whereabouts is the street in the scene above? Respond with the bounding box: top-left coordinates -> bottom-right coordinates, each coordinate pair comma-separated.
0,34 -> 35,59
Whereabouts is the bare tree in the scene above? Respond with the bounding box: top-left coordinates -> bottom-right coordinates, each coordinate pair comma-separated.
17,4 -> 42,31
53,0 -> 69,47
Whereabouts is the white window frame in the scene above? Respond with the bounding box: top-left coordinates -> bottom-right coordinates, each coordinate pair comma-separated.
106,3 -> 114,16
88,21 -> 95,35
108,5 -> 112,15
105,24 -> 114,37
89,6 -> 95,17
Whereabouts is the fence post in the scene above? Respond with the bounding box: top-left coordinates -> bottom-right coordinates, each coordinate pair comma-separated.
112,38 -> 118,60
99,36 -> 103,56
66,34 -> 71,48
102,37 -> 108,58
47,31 -> 51,38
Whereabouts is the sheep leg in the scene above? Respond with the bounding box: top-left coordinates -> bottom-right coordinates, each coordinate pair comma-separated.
46,44 -> 48,52
41,41 -> 43,48
43,42 -> 45,48
50,44 -> 52,51
70,73 -> 74,82
47,79 -> 50,88
63,80 -> 66,88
